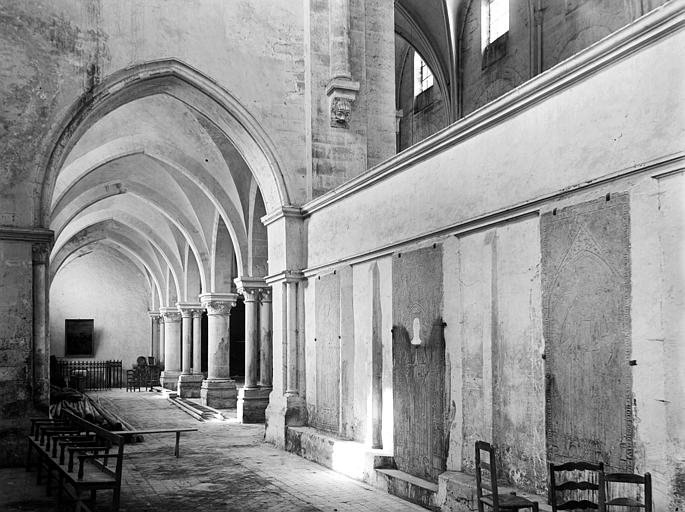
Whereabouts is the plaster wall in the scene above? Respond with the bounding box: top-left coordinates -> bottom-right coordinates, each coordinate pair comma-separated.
303,256 -> 394,447
632,172 -> 685,510
50,248 -> 150,369
442,217 -> 545,494
351,257 -> 393,448
0,0 -> 306,227
306,25 -> 685,269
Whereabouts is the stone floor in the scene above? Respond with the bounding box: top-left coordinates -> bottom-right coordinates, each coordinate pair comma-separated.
1,389 -> 425,512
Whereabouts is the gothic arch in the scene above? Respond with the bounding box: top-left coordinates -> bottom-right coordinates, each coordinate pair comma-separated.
38,58 -> 289,229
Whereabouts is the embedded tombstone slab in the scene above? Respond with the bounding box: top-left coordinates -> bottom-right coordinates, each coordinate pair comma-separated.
311,271 -> 341,433
392,245 -> 446,483
541,193 -> 633,470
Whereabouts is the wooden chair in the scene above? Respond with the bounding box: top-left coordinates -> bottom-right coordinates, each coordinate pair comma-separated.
475,441 -> 539,512
599,472 -> 652,512
125,369 -> 141,392
549,461 -> 604,510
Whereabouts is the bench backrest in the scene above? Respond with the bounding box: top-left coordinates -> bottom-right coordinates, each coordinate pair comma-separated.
61,410 -> 125,481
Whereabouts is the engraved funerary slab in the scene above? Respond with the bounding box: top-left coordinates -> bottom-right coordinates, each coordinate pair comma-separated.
541,193 -> 633,471
313,271 -> 341,433
392,245 -> 446,482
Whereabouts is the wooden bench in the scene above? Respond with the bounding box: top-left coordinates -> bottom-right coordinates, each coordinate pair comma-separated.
26,411 -> 125,512
112,427 -> 198,457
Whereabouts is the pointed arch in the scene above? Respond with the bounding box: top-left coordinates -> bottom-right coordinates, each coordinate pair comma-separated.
38,58 -> 289,229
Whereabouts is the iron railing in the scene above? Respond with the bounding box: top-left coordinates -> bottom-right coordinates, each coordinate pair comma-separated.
55,359 -> 124,391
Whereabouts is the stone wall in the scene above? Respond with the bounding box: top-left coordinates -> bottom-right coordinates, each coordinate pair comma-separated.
395,37 -> 449,153
0,239 -> 45,466
0,0 -> 308,228
458,0 -> 669,116
306,0 -> 396,198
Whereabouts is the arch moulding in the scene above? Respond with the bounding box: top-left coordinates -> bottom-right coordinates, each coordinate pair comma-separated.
38,58 -> 290,228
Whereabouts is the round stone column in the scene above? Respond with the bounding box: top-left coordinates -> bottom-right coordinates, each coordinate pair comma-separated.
242,288 -> 259,389
236,282 -> 270,424
159,307 -> 182,390
177,303 -> 204,398
158,316 -> 165,370
192,309 -> 203,376
258,288 -> 272,390
199,292 -> 237,408
148,311 -> 161,363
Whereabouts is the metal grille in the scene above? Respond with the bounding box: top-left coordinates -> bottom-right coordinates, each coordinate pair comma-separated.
55,359 -> 124,391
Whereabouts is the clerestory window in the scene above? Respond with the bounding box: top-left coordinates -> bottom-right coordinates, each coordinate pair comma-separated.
482,0 -> 509,51
413,52 -> 434,97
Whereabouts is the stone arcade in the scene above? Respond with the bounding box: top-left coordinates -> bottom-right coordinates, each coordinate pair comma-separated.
0,1 -> 683,510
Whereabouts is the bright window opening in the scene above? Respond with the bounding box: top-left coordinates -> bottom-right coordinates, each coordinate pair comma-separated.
413,52 -> 434,97
482,0 -> 509,51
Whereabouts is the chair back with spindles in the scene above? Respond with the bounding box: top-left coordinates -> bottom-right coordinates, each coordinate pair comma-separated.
549,461 -> 603,511
475,441 -> 500,511
599,472 -> 652,512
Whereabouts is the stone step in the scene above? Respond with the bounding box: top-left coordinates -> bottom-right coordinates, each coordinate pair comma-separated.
167,396 -> 225,421
285,426 -> 393,489
376,469 -> 439,511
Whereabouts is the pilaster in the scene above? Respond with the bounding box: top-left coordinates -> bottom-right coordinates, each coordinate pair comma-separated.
264,271 -> 307,445
32,241 -> 51,409
327,0 -> 359,128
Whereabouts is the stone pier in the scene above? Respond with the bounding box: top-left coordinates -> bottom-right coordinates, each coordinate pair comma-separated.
199,293 -> 237,408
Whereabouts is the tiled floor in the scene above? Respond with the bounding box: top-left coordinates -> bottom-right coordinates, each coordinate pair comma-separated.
1,389 -> 425,512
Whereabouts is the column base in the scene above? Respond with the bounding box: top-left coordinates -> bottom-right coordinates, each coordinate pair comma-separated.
160,370 -> 182,390
265,393 -> 307,448
237,387 -> 271,424
177,373 -> 204,398
201,379 -> 237,409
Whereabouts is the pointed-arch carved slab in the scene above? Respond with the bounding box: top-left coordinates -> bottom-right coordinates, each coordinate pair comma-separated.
541,193 -> 633,471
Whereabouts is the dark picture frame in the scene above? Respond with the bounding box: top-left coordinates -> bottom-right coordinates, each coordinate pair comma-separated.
65,319 -> 94,357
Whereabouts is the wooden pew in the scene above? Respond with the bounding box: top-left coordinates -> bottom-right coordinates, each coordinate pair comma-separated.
27,411 -> 125,512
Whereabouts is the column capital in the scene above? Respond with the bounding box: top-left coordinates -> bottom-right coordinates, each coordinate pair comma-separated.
176,302 -> 203,317
234,277 -> 267,301
265,270 -> 305,286
148,310 -> 161,319
159,307 -> 182,322
259,288 -> 272,303
32,242 -> 51,265
199,292 -> 238,316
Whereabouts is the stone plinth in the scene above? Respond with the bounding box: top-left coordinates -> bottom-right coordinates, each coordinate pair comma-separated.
177,373 -> 204,398
201,379 -> 237,409
237,387 -> 271,424
160,369 -> 182,390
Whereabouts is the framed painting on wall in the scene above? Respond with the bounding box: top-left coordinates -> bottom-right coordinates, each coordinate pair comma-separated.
65,319 -> 94,357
